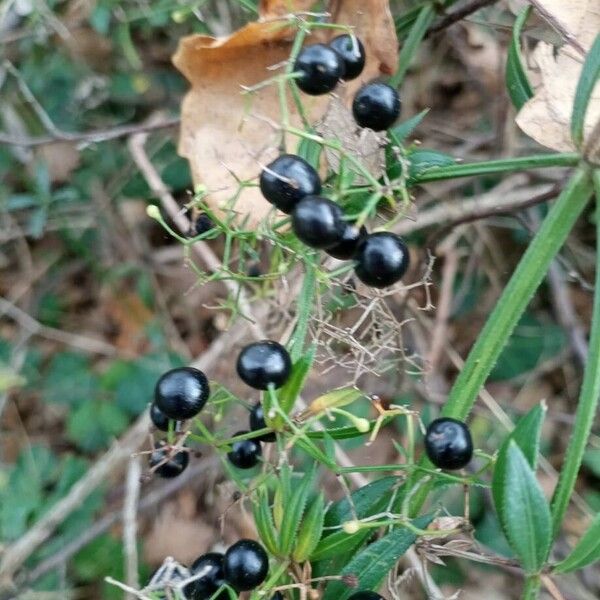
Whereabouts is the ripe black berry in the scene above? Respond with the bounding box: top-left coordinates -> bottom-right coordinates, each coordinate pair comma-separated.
154,367 -> 210,420
223,539 -> 269,591
352,82 -> 401,131
189,213 -> 213,237
236,341 -> 292,390
294,43 -> 345,95
227,430 -> 262,469
249,403 -> 276,443
260,155 -> 321,214
149,444 -> 189,478
326,223 -> 367,260
354,232 -> 409,288
328,34 -> 365,80
149,402 -> 177,432
292,196 -> 346,249
185,552 -> 228,600
424,417 -> 473,470
348,593 -> 384,600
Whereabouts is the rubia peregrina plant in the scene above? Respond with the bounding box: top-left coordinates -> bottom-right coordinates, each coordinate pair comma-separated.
136,5 -> 600,600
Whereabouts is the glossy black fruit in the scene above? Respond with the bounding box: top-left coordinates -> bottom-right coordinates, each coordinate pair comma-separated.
149,402 -> 177,433
292,196 -> 346,249
294,43 -> 345,95
354,232 -> 409,288
249,404 -> 276,443
260,154 -> 321,214
328,34 -> 365,80
154,367 -> 210,420
347,593 -> 384,600
185,552 -> 228,600
424,417 -> 473,470
189,213 -> 214,237
227,430 -> 262,469
236,341 -> 292,390
352,82 -> 401,131
223,539 -> 269,591
326,223 -> 367,259
149,444 -> 189,478
271,593 -> 284,600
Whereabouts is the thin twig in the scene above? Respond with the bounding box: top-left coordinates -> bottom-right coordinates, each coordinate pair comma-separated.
123,457 -> 142,597
427,0 -> 499,36
0,117 -> 180,148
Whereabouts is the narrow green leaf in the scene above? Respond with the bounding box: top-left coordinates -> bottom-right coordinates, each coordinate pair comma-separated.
551,169 -> 600,536
506,7 -> 534,110
296,132 -> 323,170
324,477 -> 401,529
307,417 -> 393,441
293,492 -> 325,562
288,264 -> 317,362
310,528 -> 372,562
554,513 -> 600,573
390,4 -> 435,88
389,109 -> 430,145
571,34 -> 600,147
394,4 -> 424,40
321,516 -> 433,600
510,402 -> 547,470
278,463 -> 316,556
407,148 -> 456,183
253,489 -> 279,556
492,441 -> 551,573
274,345 -> 315,420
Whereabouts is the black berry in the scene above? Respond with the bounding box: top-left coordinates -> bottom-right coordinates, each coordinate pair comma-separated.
271,593 -> 284,600
249,403 -> 276,443
149,444 -> 189,478
185,552 -> 228,600
352,82 -> 401,131
292,196 -> 346,249
294,43 -> 345,95
149,402 -> 178,433
227,430 -> 262,469
223,539 -> 269,591
348,593 -> 384,600
236,341 -> 292,390
425,417 -> 473,470
260,154 -> 321,214
328,34 -> 365,80
189,213 -> 214,237
154,367 -> 210,420
326,223 -> 367,260
354,232 -> 409,288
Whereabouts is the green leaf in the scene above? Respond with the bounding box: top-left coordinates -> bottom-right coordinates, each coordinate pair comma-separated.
551,170 -> 600,536
321,516 -> 433,600
389,109 -> 429,145
274,346 -> 314,420
306,423 -> 372,440
513,404 -> 546,469
43,352 -> 98,407
553,513 -> 600,573
324,476 -> 401,529
492,441 -> 551,573
252,488 -> 279,556
571,34 -> 600,147
289,264 -> 317,362
582,448 -> 600,478
278,463 -> 316,556
296,133 -> 323,170
407,148 -> 456,183
506,7 -> 534,110
310,528 -> 372,562
390,4 -> 435,88
67,401 -> 129,452
293,492 -> 325,562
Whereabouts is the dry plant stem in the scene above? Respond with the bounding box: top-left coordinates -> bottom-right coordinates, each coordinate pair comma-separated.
528,0 -> 587,57
123,457 -> 142,597
127,131 -> 266,341
0,296 -> 118,357
427,0 -> 499,36
0,117 -> 180,147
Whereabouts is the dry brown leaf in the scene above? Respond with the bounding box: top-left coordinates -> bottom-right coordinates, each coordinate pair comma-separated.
172,0 -> 398,226
515,1 -> 600,152
259,0 -> 316,18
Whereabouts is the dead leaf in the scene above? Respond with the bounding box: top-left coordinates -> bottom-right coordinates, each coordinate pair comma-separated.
515,1 -> 600,153
173,1 -> 398,227
259,0 -> 316,18
35,142 -> 80,184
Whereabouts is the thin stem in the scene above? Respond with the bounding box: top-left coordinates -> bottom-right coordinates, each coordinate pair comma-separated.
411,153 -> 581,183
522,574 -> 541,600
550,169 -> 600,536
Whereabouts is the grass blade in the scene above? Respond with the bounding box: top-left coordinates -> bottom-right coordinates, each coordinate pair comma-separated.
571,34 -> 600,148
550,169 -> 600,536
506,7 -> 533,110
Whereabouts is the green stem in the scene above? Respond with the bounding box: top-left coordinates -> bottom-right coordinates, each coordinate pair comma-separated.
390,4 -> 436,88
409,165 -> 593,513
550,169 -> 600,536
412,152 -> 580,183
522,575 -> 541,600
